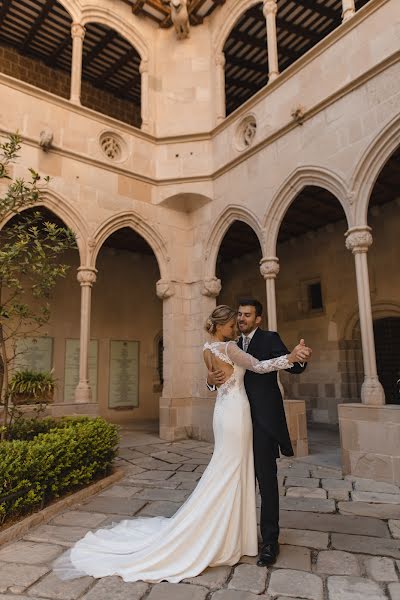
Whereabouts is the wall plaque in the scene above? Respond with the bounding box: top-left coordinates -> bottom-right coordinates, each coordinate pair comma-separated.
64,339 -> 98,404
109,340 -> 139,408
14,337 -> 53,372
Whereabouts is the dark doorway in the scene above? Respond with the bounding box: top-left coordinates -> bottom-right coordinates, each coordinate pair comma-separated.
374,317 -> 400,404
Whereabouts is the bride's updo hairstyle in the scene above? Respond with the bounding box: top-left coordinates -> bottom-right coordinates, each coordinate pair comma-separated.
205,305 -> 237,334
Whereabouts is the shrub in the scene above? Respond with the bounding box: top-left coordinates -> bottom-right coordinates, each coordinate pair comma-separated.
0,417 -> 119,524
9,370 -> 56,405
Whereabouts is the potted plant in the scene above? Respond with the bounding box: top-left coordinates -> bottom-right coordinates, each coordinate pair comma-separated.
8,369 -> 56,405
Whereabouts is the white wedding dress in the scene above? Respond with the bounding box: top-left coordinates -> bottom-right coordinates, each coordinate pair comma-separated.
54,341 -> 293,583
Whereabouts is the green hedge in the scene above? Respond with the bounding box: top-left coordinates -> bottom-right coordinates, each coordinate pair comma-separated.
0,417 -> 119,524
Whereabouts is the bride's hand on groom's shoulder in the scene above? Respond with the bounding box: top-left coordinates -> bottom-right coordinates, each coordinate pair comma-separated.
288,339 -> 312,364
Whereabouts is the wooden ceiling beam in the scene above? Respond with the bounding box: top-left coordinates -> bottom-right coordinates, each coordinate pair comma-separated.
94,48 -> 138,85
226,54 -> 268,76
20,0 -> 55,52
0,0 -> 12,27
46,34 -> 71,65
83,29 -> 115,67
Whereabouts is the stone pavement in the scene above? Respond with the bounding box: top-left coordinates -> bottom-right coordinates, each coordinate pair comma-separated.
0,429 -> 400,600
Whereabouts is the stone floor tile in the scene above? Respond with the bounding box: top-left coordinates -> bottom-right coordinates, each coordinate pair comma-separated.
138,500 -> 182,518
24,525 -> 90,547
81,576 -> 149,600
280,510 -> 389,538
389,520 -> 400,539
50,511 -> 109,528
310,466 -> 343,479
0,542 -> 63,564
99,485 -> 142,498
184,566 -> 231,589
118,449 -> 146,461
238,555 -> 257,565
315,551 -> 360,576
77,496 -> 147,515
331,533 -> 400,559
388,583 -> 400,600
280,497 -> 335,514
268,569 -> 323,600
327,576 -> 387,600
26,572 -> 93,599
228,564 -> 267,594
351,491 -> 400,505
279,529 -> 329,549
286,487 -> 327,499
150,451 -> 190,463
274,545 -> 311,570
328,490 -> 349,501
338,501 -> 400,520
168,472 -> 202,482
178,463 -> 198,472
133,470 -> 176,480
177,481 -> 198,491
363,556 -> 398,581
146,583 -> 208,600
0,596 -> 44,600
195,465 -> 207,473
353,479 -> 400,494
284,477 -> 320,489
130,457 -> 180,470
127,477 -> 179,489
0,563 -> 49,593
321,479 -> 352,491
212,591 -> 268,600
120,465 -> 146,477
278,465 -> 311,477
135,488 -> 189,502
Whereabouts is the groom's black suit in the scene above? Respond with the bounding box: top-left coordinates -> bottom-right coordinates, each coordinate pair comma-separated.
237,328 -> 306,545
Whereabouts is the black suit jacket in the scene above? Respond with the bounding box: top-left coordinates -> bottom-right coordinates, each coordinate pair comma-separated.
238,328 -> 306,457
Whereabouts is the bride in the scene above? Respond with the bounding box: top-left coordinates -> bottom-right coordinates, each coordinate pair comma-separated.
54,305 -> 310,583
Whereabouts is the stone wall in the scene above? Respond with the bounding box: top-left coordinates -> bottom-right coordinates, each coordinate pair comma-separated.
0,43 -> 141,127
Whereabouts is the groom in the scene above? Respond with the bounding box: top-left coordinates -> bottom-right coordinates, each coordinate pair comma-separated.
207,298 -> 310,566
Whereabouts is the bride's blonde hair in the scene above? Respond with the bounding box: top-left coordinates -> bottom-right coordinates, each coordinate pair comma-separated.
205,305 -> 237,334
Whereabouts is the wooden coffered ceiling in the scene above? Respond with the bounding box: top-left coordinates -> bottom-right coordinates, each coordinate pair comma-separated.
129,0 -> 225,28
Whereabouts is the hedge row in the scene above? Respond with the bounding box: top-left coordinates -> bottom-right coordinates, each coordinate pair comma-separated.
0,417 -> 119,524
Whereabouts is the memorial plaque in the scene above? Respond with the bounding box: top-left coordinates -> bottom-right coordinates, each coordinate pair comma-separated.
109,340 -> 139,408
14,337 -> 53,372
64,339 -> 98,404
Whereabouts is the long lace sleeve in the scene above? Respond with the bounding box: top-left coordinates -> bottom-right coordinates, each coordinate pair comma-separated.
225,341 -> 294,373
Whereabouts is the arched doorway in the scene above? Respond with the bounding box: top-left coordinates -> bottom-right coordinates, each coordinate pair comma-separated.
373,317 -> 400,404
275,185 -> 352,427
92,227 -> 162,425
216,220 -> 264,316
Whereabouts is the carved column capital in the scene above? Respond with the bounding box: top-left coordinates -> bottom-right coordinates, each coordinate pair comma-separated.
215,52 -> 225,68
263,0 -> 277,17
156,279 -> 175,299
202,277 -> 222,298
260,257 -> 280,279
71,23 -> 85,40
345,226 -> 373,254
77,267 -> 97,287
139,59 -> 149,74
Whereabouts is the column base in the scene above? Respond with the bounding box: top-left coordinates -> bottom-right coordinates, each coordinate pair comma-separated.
361,376 -> 385,405
159,396 -> 192,441
74,382 -> 93,403
338,403 -> 400,484
284,399 -> 309,458
342,9 -> 355,22
268,72 -> 279,83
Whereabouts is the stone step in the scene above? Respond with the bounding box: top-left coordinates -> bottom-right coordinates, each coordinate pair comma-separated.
280,497 -> 336,513
280,510 -> 390,538
331,533 -> 400,559
338,501 -> 400,520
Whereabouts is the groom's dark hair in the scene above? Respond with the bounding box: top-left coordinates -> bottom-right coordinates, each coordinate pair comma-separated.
238,298 -> 263,317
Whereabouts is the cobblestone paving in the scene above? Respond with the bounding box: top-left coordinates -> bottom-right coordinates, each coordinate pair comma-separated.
1,430 -> 400,600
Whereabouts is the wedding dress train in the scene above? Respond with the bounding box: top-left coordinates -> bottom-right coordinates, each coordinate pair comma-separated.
53,341 -> 293,583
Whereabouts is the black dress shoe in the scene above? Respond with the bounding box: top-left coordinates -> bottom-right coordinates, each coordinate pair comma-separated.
256,542 -> 280,567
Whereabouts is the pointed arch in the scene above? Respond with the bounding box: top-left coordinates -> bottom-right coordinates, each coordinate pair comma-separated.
204,205 -> 264,279
81,6 -> 150,61
0,189 -> 88,264
55,0 -> 80,22
263,166 -> 351,255
89,211 -> 169,279
213,0 -> 262,55
352,114 -> 400,226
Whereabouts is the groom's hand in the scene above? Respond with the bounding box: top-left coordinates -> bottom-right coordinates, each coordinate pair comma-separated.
289,339 -> 312,363
208,369 -> 226,386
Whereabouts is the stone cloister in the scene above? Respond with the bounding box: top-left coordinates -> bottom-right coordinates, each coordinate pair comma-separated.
0,0 -> 399,482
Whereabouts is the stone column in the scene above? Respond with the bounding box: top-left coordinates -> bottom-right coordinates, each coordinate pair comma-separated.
345,227 -> 385,405
263,0 -> 279,83
70,23 -> 85,104
260,257 -> 279,330
342,0 -> 355,22
74,267 -> 97,403
140,59 -> 150,133
215,52 -> 226,124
